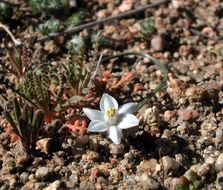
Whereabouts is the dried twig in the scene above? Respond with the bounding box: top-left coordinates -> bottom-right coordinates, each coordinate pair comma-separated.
0,23 -> 21,45
189,27 -> 223,43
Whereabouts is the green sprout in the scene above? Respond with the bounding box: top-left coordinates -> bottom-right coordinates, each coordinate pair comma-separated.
28,0 -> 69,14
19,61 -> 63,123
65,11 -> 87,29
3,43 -> 42,80
4,98 -> 44,151
140,19 -> 156,36
38,19 -> 63,36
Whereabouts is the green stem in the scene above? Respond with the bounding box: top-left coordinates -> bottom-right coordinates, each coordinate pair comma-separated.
101,52 -> 168,112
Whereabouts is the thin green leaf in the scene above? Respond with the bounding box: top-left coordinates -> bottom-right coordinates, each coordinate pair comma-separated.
13,98 -> 21,124
4,111 -> 20,136
32,109 -> 44,133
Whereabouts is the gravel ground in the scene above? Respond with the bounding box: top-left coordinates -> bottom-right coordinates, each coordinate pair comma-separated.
0,0 -> 223,189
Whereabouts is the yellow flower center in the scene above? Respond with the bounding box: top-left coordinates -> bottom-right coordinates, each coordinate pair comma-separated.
105,107 -> 116,119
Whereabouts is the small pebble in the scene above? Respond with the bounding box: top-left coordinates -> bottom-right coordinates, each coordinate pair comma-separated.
109,144 -> 124,156
20,172 -> 29,184
151,35 -> 166,51
139,173 -> 160,189
139,159 -> 158,174
86,151 -> 99,161
89,136 -> 99,151
42,180 -> 66,190
215,153 -> 223,172
178,107 -> 198,121
161,156 -> 180,174
164,110 -> 177,121
109,168 -> 122,183
35,167 -> 50,180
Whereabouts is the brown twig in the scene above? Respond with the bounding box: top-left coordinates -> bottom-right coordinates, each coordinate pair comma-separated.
0,0 -> 171,52
0,23 -> 21,45
189,27 -> 223,43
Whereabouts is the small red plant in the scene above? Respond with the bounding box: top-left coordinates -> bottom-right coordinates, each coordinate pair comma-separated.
65,119 -> 87,135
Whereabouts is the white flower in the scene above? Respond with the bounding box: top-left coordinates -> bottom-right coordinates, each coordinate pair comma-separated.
83,93 -> 139,144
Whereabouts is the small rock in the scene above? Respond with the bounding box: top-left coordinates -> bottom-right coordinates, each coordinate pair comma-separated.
172,0 -> 184,8
97,176 -> 107,185
202,26 -> 215,38
161,156 -> 180,174
35,167 -> 50,180
8,175 -> 17,187
215,153 -> 223,172
139,159 -> 158,174
179,45 -> 192,57
151,35 -> 166,51
162,129 -> 172,138
90,167 -> 100,180
109,144 -> 124,156
21,180 -> 45,190
98,164 -> 109,176
20,172 -> 29,184
143,106 -> 161,135
42,180 -> 66,190
205,157 -> 215,165
36,138 -> 57,154
89,136 -> 99,151
139,174 -> 160,189
86,151 -> 99,161
175,154 -> 183,164
109,168 -> 122,183
177,123 -> 188,134
95,176 -> 107,189
185,86 -> 206,102
28,174 -> 35,180
53,154 -> 65,166
54,166 -> 62,173
76,135 -> 89,146
0,144 -> 6,158
167,77 -> 188,102
164,110 -> 177,121
178,107 -> 198,121
215,127 -> 223,147
68,174 -> 78,185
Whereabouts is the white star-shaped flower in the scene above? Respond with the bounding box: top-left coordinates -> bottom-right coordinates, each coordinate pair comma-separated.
83,93 -> 139,144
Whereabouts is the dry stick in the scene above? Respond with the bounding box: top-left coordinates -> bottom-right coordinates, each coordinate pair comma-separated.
0,23 -> 21,45
5,0 -> 170,50
189,27 -> 223,43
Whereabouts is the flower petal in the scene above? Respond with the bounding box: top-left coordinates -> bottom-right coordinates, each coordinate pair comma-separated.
118,114 -> 139,129
88,120 -> 108,132
118,102 -> 138,115
108,125 -> 122,144
83,108 -> 104,121
100,93 -> 118,112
